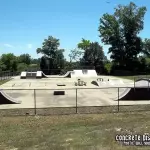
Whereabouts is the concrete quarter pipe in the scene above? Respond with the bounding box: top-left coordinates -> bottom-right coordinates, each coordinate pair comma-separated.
42,71 -> 72,78
92,78 -> 150,100
0,90 -> 21,104
116,79 -> 150,100
118,88 -> 150,100
42,70 -> 97,78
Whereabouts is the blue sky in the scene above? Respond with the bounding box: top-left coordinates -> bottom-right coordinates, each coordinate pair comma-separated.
0,0 -> 150,60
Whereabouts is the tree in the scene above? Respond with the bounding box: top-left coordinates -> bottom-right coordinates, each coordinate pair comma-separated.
77,38 -> 91,51
68,38 -> 90,63
17,63 -> 28,72
78,39 -> 106,72
53,49 -> 65,69
36,36 -> 60,58
104,62 -> 112,74
82,42 -> 105,66
18,54 -> 31,65
0,53 -> 17,71
0,59 -> 6,71
31,58 -> 40,64
36,36 -> 65,74
142,38 -> 150,57
40,56 -> 47,72
68,49 -> 83,62
99,2 -> 147,70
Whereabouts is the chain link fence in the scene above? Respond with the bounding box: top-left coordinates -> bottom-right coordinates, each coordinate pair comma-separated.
0,87 -> 150,116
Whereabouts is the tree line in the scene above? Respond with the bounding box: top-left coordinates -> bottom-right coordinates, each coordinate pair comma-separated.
1,2 -> 150,75
0,53 -> 40,72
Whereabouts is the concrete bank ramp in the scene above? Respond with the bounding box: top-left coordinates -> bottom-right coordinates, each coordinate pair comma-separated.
92,78 -> 150,100
117,88 -> 150,100
42,71 -> 72,78
72,70 -> 97,78
42,69 -> 97,78
92,79 -> 124,87
0,90 -> 21,104
20,72 -> 26,79
115,79 -> 150,100
21,71 -> 42,79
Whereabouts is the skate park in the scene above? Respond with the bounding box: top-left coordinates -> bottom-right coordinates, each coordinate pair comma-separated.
0,69 -> 150,114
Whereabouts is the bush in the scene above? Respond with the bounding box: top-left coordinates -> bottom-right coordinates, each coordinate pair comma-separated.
104,62 -> 112,75
17,63 -> 28,72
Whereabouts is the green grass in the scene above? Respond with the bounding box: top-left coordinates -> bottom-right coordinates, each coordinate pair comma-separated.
117,75 -> 150,80
0,79 -> 11,85
117,76 -> 135,80
0,112 -> 150,150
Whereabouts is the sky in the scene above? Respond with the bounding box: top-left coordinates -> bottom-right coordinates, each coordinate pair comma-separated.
0,0 -> 150,60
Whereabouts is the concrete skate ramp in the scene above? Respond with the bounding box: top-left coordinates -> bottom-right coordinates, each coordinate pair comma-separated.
26,72 -> 37,79
117,80 -> 150,100
42,70 -> 97,78
36,71 -> 42,79
20,72 -> 26,79
118,88 -> 150,100
20,71 -> 42,79
136,78 -> 150,82
71,70 -> 83,78
92,79 -> 124,87
72,70 -> 97,78
0,90 -> 21,104
87,70 -> 97,77
42,71 -> 72,78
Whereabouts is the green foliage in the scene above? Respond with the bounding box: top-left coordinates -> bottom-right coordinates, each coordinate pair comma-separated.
31,58 -> 40,64
99,2 -> 147,70
0,60 -> 6,71
17,63 -> 28,72
18,54 -> 31,65
0,53 -> 17,71
145,57 -> 150,65
81,42 -> 105,67
76,38 -> 107,73
77,38 -> 91,50
37,36 -> 65,74
142,38 -> 150,57
64,61 -> 80,71
36,36 -> 60,58
54,49 -> 65,69
0,53 -> 40,73
27,64 -> 40,71
104,62 -> 112,74
40,56 -> 47,71
68,49 -> 83,62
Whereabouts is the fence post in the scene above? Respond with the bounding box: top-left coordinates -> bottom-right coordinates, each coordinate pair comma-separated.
34,89 -> 37,115
148,80 -> 149,91
76,88 -> 78,114
118,87 -> 119,112
134,77 -> 135,91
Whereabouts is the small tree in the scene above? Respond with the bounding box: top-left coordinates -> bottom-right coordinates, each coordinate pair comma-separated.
36,36 -> 65,74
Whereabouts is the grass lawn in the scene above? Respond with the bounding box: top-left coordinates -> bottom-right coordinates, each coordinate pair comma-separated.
117,75 -> 150,80
0,112 -> 150,150
117,76 -> 135,80
0,79 -> 11,85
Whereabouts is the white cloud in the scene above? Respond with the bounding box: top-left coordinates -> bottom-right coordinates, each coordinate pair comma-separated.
17,46 -> 23,49
4,44 -> 14,48
27,44 -> 32,49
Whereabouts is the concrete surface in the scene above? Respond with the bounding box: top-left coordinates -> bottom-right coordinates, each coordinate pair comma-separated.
0,75 -> 150,109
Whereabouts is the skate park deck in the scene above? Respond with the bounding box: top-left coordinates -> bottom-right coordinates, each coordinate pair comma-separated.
0,75 -> 150,110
